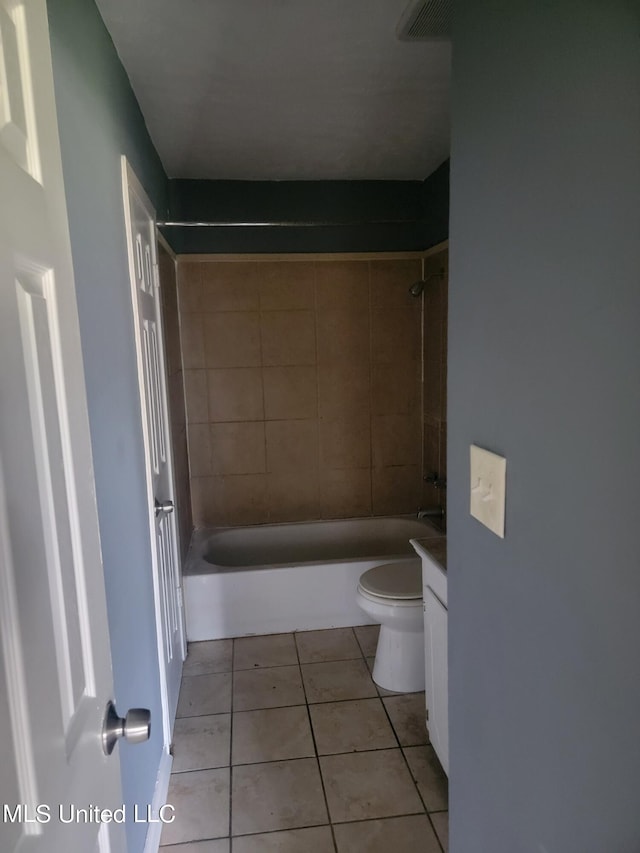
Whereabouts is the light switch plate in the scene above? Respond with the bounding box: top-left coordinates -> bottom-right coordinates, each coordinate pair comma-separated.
470,445 -> 507,538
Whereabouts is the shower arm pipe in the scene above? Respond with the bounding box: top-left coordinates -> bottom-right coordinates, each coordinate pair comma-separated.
156,218 -> 420,228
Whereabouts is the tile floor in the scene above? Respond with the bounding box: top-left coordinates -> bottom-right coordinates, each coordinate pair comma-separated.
160,626 -> 448,852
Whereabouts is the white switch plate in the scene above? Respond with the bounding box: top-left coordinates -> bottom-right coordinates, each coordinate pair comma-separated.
470,445 -> 507,538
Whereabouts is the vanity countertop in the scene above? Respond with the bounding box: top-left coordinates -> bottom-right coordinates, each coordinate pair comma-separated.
410,536 -> 447,572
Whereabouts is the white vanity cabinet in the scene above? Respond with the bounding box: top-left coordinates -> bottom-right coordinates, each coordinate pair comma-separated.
411,537 -> 449,775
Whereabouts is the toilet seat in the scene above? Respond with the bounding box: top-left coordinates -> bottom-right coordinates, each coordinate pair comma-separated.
358,559 -> 422,600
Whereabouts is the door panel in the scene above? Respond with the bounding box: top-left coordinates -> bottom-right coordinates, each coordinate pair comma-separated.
122,160 -> 185,741
0,2 -> 123,850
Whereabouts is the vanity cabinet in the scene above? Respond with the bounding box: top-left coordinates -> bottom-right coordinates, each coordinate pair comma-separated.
424,583 -> 448,775
411,537 -> 449,775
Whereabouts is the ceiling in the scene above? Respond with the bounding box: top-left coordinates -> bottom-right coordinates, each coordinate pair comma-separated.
94,0 -> 450,181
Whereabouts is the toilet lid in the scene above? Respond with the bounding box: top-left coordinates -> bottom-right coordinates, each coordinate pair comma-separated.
359,559 -> 422,600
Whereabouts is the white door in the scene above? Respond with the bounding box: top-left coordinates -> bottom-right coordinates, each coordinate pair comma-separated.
121,160 -> 185,743
0,1 -> 125,850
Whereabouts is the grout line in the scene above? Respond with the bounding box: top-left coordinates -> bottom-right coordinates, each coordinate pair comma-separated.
229,637 -> 236,848
293,629 -> 339,853
378,695 -> 446,853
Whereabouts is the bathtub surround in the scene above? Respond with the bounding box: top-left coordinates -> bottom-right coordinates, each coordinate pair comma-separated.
180,255 -> 436,526
158,242 -> 193,559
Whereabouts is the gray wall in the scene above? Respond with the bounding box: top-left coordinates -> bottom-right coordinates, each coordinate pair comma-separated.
47,2 -> 169,851
449,3 -> 640,852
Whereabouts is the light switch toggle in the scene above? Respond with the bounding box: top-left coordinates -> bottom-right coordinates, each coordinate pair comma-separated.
470,445 -> 507,538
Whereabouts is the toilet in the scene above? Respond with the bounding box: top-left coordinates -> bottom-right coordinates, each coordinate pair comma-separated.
356,558 -> 425,694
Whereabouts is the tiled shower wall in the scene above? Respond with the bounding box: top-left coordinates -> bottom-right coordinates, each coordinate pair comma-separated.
177,256 -> 437,527
421,247 -> 448,516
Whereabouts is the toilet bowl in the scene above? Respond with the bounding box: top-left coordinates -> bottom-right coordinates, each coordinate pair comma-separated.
356,559 -> 425,694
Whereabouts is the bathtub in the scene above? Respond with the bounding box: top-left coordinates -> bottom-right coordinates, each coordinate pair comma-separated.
183,516 -> 443,640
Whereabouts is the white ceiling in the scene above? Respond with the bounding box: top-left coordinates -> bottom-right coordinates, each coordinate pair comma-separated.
94,0 -> 450,181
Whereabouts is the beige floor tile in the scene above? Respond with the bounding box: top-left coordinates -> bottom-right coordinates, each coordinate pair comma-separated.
353,624 -> 380,657
160,841 -> 229,852
233,665 -> 305,711
334,815 -> 441,853
320,749 -> 424,823
183,640 -> 233,677
172,714 -> 231,773
382,693 -> 428,746
232,826 -> 334,853
403,745 -> 449,812
431,811 -> 449,851
232,706 -> 314,764
301,659 -> 378,703
231,758 -> 328,835
160,768 -> 229,846
234,634 -> 298,670
177,673 -> 232,718
310,698 -> 396,755
295,627 -> 361,663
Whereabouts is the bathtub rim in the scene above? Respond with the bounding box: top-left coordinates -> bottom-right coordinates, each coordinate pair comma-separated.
185,514 -> 444,575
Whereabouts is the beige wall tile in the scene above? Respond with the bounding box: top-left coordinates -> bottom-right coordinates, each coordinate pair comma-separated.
316,310 -> 370,364
370,259 -> 422,313
177,262 -> 202,313
372,414 -> 421,468
169,371 -> 187,428
178,254 -> 447,529
208,368 -> 263,422
204,312 -> 261,368
201,261 -> 261,312
210,422 -> 266,475
259,262 -> 316,310
372,466 -> 421,515
319,468 -> 372,519
317,362 -> 370,421
260,311 -> 316,366
422,416 -> 440,508
190,476 -> 226,526
371,306 -> 420,364
371,362 -> 420,416
439,420 -> 447,482
440,345 -> 447,416
263,366 -> 317,421
223,474 -> 269,525
267,470 -> 320,522
188,423 -> 212,477
184,370 -> 209,424
319,418 -> 371,470
180,313 -> 205,369
316,261 -> 369,311
422,272 -> 445,360
423,352 -> 442,420
266,420 -> 318,473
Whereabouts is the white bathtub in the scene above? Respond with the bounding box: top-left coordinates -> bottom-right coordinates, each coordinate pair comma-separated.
183,516 -> 443,640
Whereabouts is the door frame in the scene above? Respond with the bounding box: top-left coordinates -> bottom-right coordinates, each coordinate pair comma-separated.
120,158 -> 186,752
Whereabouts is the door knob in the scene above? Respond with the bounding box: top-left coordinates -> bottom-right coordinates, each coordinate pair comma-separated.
154,498 -> 174,516
102,701 -> 151,755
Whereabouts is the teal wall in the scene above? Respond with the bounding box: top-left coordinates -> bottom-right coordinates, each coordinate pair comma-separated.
449,2 -> 640,850
47,2 -> 169,851
162,162 -> 449,253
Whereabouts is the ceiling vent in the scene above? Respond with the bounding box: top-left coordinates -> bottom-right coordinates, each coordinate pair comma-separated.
396,0 -> 451,41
